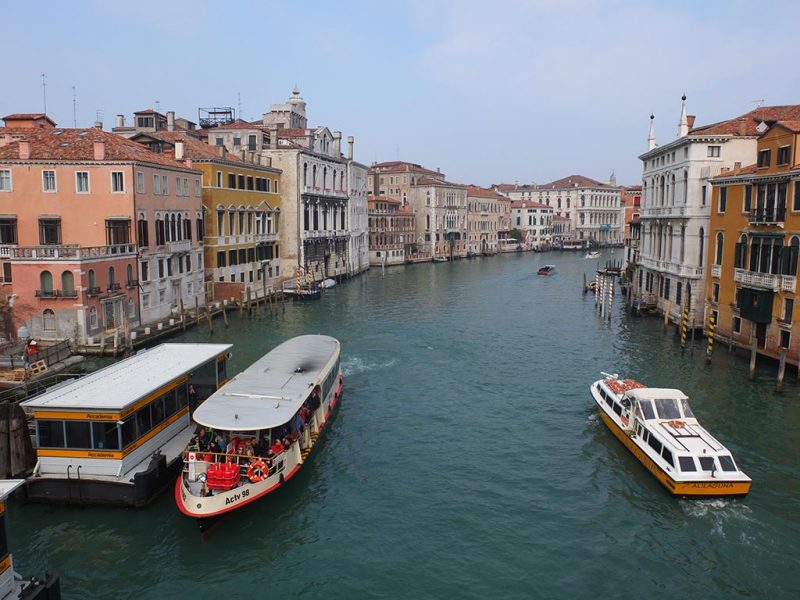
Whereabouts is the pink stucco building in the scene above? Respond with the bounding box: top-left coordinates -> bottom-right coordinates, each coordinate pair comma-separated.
0,114 -> 204,344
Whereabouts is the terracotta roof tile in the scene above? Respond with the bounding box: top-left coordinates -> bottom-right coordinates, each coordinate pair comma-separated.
0,126 -> 197,170
689,105 -> 800,137
511,200 -> 550,209
415,176 -> 465,188
537,174 -> 612,189
132,131 -> 245,163
466,185 -> 508,200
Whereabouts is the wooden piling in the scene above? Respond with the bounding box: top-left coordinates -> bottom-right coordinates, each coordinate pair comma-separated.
607,277 -> 614,322
748,334 -> 757,380
582,272 -> 587,295
179,296 -> 186,331
0,402 -> 10,478
9,402 -> 35,476
206,302 -> 214,334
195,296 -> 200,326
239,292 -> 245,318
664,301 -> 671,332
706,313 -> 715,364
776,347 -> 787,392
247,287 -> 252,316
680,306 -> 689,353
222,300 -> 229,327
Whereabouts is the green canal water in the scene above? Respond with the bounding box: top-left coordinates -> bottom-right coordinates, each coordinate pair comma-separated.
8,252 -> 800,599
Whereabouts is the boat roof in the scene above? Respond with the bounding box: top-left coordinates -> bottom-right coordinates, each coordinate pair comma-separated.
0,479 -> 24,502
192,335 -> 340,432
21,343 -> 232,412
625,387 -> 689,401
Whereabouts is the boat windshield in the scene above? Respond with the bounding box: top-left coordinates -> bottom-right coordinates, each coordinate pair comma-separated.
680,398 -> 695,418
637,399 -> 656,420
654,398 -> 681,420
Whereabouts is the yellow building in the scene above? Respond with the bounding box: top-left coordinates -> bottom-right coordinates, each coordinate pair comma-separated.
706,118 -> 800,363
131,132 -> 282,300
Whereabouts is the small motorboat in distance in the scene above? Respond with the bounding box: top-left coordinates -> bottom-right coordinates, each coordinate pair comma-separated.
586,251 -> 601,259
433,256 -> 449,263
590,373 -> 751,497
537,265 -> 556,276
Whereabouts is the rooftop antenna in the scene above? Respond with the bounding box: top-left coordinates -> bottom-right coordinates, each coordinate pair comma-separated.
155,100 -> 161,113
72,86 -> 77,127
41,73 -> 47,114
95,109 -> 104,129
237,92 -> 242,119
751,98 -> 765,109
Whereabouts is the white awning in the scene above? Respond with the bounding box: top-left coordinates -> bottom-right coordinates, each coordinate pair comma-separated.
625,388 -> 689,401
193,335 -> 340,432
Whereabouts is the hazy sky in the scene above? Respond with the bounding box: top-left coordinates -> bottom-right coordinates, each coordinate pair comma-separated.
4,0 -> 799,187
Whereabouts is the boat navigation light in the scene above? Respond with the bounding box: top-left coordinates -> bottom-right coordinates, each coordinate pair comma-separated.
234,414 -> 239,420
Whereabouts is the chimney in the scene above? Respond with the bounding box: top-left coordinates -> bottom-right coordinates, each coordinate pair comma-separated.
167,111 -> 175,132
306,131 -> 314,150
737,118 -> 747,136
0,133 -> 10,147
734,161 -> 741,174
115,114 -> 125,128
270,126 -> 278,150
94,121 -> 103,130
185,158 -> 193,169
687,115 -> 696,129
219,145 -> 227,159
175,140 -> 185,160
333,131 -> 342,157
93,141 -> 106,160
18,141 -> 31,160
347,136 -> 354,160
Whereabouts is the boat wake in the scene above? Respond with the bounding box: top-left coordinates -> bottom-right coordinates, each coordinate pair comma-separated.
679,498 -> 754,539
342,356 -> 398,376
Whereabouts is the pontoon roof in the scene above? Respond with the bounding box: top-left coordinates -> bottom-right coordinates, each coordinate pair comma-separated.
192,335 -> 340,432
21,344 -> 232,411
625,388 -> 689,401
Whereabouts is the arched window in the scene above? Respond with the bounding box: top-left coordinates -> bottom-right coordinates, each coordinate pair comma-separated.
88,269 -> 96,292
715,232 -> 724,265
126,264 -> 134,285
323,167 -> 328,189
89,306 -> 98,328
303,163 -> 308,186
127,298 -> 136,318
42,309 -> 56,331
698,227 -> 705,267
108,266 -> 116,288
789,236 -> 800,276
61,270 -> 74,295
176,214 -> 182,240
40,270 -> 53,295
312,165 -> 317,187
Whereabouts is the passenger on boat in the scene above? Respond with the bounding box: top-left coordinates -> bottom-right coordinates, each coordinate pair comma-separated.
270,439 -> 284,456
197,427 -> 213,451
214,432 -> 227,454
309,390 -> 321,412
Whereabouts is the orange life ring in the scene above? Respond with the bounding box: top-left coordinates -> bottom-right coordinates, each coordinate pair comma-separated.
668,420 -> 685,429
247,459 -> 268,483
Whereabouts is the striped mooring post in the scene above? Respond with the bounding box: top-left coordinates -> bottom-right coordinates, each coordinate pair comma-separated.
607,277 -> 614,322
680,306 -> 689,352
706,313 -> 715,363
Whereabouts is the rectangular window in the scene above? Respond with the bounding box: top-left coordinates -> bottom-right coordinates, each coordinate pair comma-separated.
216,171 -> 222,187
42,170 -> 56,192
111,171 -> 124,192
233,137 -> 241,147
154,174 -> 162,195
718,187 -> 727,212
678,456 -> 697,472
712,282 -> 720,303
137,171 -> 145,193
175,176 -> 182,196
228,173 -> 236,189
0,218 -> 17,244
217,251 -> 226,267
162,175 -> 168,194
76,171 -> 90,193
38,420 -> 65,448
248,134 -> 257,151
106,219 -> 131,245
247,176 -> 254,191
744,185 -> 752,212
141,260 -> 149,282
718,455 -> 737,472
757,149 -> 771,169
39,218 -> 61,245
777,146 -> 790,166
238,175 -> 245,190
0,169 -> 11,191
661,447 -> 674,467
195,178 -> 201,197
784,298 -> 794,323
120,416 -> 136,448
733,316 -> 741,333
707,145 -> 721,158
65,421 -> 92,449
158,259 -> 164,278
780,329 -> 791,349
698,456 -> 716,472
215,137 -> 223,146
648,435 -> 663,455
91,422 -> 120,450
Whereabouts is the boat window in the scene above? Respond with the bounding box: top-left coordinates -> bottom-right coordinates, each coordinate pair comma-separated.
38,420 -> 66,448
639,400 -> 656,420
65,421 -> 92,449
216,358 -> 227,384
604,393 -> 613,407
718,455 -> 737,472
648,435 -> 663,455
620,397 -> 631,409
680,399 -> 695,418
164,391 -> 179,418
661,447 -> 674,467
642,429 -> 650,444
176,384 -> 188,408
598,387 -> 607,400
654,398 -> 681,420
120,415 -> 136,448
92,422 -> 120,450
612,402 -> 622,416
678,456 -> 697,471
136,405 -> 153,437
151,397 -> 165,427
698,456 -> 716,472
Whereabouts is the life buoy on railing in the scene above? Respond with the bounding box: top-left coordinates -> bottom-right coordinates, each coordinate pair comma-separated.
667,420 -> 685,429
247,459 -> 268,483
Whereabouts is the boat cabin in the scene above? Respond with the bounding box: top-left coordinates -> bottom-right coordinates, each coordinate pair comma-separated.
21,343 -> 232,506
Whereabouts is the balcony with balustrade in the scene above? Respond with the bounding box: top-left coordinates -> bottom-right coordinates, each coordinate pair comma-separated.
12,243 -> 137,260
734,268 -> 779,291
167,240 -> 192,254
748,208 -> 785,226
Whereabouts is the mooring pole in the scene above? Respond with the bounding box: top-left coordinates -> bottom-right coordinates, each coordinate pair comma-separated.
705,313 -> 715,364
748,333 -> 757,380
777,346 -> 787,392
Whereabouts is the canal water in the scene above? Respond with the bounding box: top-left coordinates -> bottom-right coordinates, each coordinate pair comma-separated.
8,252 -> 800,599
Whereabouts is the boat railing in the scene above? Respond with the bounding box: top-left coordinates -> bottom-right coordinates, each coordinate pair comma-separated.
181,448 -> 290,479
